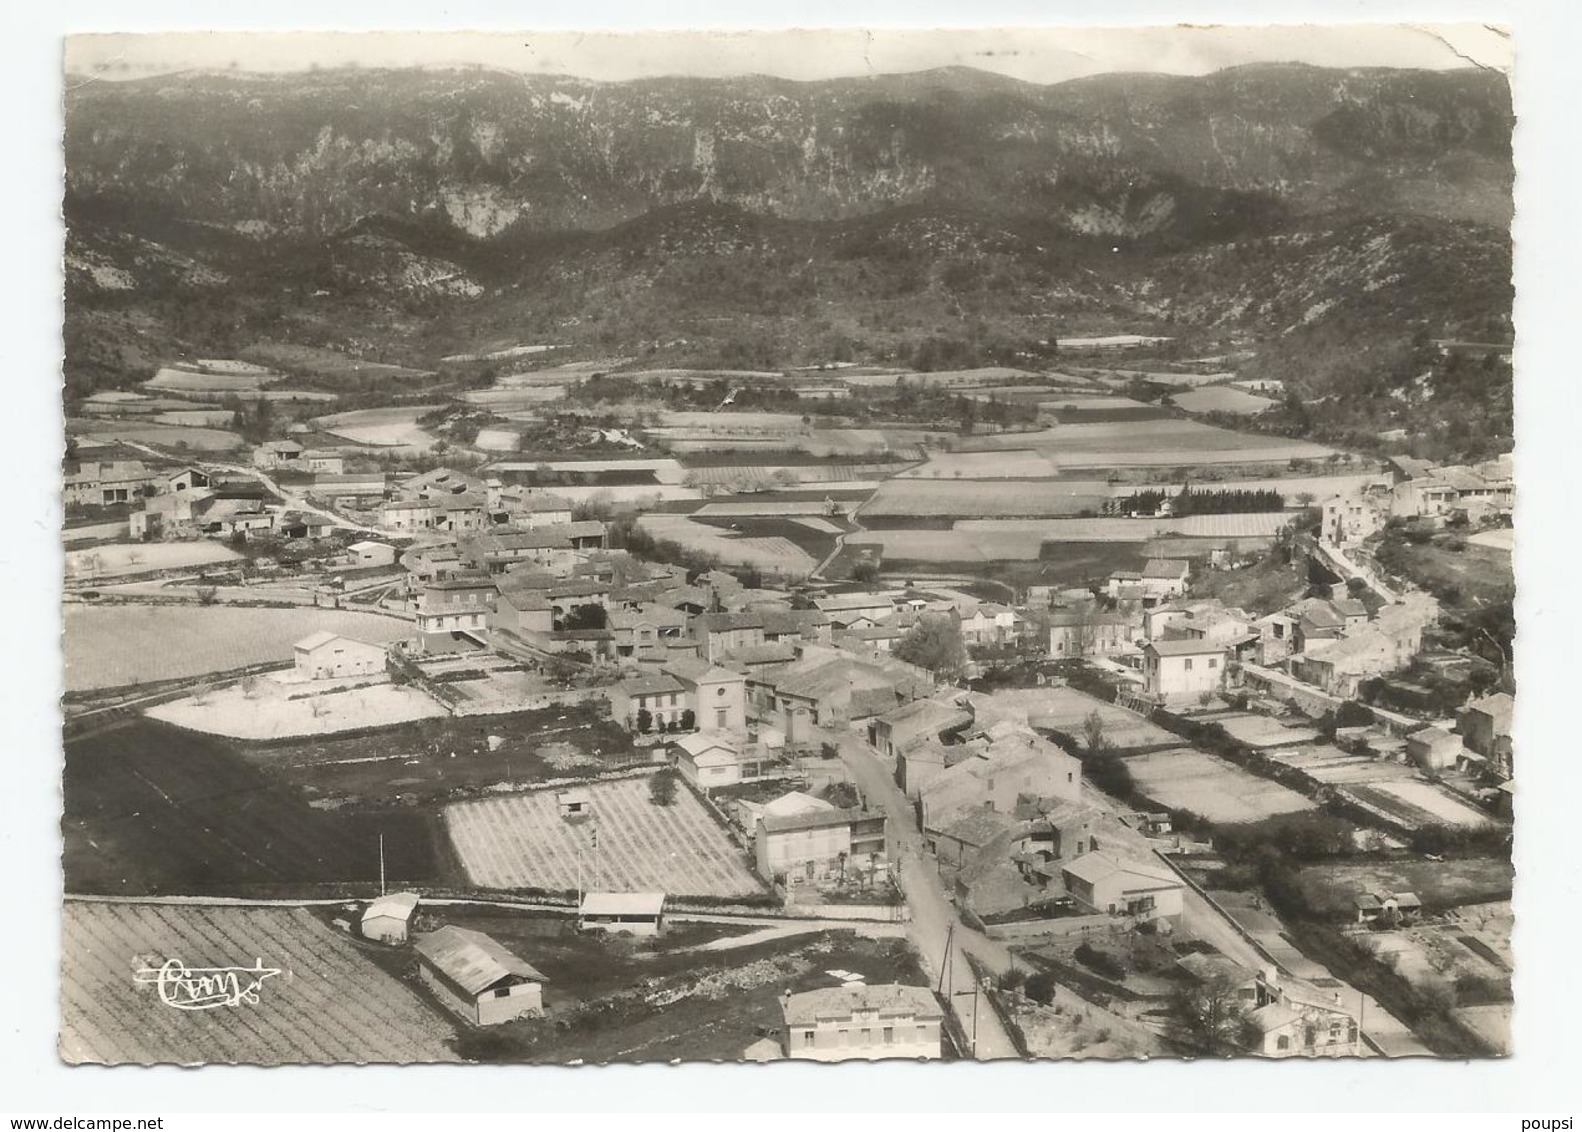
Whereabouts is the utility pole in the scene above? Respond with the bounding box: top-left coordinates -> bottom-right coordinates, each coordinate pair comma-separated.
938,922 -> 953,996
378,833 -> 386,897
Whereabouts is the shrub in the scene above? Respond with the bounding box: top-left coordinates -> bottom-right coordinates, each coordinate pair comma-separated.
1024,971 -> 1057,1006
648,767 -> 678,806
1074,943 -> 1127,981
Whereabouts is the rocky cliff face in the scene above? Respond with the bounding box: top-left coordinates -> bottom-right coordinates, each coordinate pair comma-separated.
65,63 -> 1513,241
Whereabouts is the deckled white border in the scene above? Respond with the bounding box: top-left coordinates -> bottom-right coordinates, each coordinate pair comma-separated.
5,0 -> 1575,1115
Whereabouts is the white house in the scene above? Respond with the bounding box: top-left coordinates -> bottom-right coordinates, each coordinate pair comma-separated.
361,892 -> 420,944
780,984 -> 943,1062
1060,852 -> 1185,920
292,632 -> 388,680
413,925 -> 548,1026
347,540 -> 398,568
1141,638 -> 1227,705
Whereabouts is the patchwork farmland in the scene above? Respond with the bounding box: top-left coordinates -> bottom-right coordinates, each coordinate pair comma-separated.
444,776 -> 767,897
61,902 -> 461,1065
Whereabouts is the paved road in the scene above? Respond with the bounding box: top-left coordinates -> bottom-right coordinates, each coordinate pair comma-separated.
827,726 -> 1021,1060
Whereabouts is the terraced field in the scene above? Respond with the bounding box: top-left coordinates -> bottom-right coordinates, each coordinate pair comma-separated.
61,902 -> 461,1065
444,776 -> 766,897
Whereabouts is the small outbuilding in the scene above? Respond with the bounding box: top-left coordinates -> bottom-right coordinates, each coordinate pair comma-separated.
579,891 -> 667,937
413,925 -> 549,1026
347,540 -> 398,568
361,891 -> 421,944
292,631 -> 388,680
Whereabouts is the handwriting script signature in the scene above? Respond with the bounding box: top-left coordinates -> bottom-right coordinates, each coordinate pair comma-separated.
133,958 -> 282,1010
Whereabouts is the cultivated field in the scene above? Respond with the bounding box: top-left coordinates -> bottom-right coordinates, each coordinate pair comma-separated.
65,540 -> 243,580
61,902 -> 461,1065
152,409 -> 237,427
637,514 -> 818,575
1121,748 -> 1317,823
1468,528 -> 1515,554
1171,387 -> 1277,415
847,512 -> 1291,561
243,342 -> 431,381
950,418 -> 1337,467
314,405 -> 445,450
684,462 -> 898,485
896,450 -> 1060,479
64,720 -> 441,894
445,776 -> 766,897
864,478 -> 1110,519
1108,472 -> 1384,500
63,605 -> 414,692
145,365 -> 282,393
1346,780 -> 1498,830
67,420 -> 244,451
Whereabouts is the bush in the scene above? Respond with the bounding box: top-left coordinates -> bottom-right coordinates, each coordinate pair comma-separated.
1024,971 -> 1057,1006
1074,943 -> 1126,981
648,767 -> 679,806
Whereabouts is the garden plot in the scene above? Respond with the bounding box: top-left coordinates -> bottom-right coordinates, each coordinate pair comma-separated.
1347,780 -> 1497,830
313,405 -> 445,451
1295,862 -> 1513,917
65,540 -> 242,580
444,776 -> 766,897
1122,749 -> 1316,823
1208,713 -> 1321,749
1262,744 -> 1415,787
1171,386 -> 1276,415
638,514 -> 818,575
63,605 -> 415,692
148,679 -> 447,740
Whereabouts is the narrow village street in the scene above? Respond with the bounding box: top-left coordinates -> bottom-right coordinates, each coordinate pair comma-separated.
828,726 -> 1021,1060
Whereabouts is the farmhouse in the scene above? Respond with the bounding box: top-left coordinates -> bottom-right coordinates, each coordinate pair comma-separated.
302,450 -> 345,475
695,611 -> 767,662
764,653 -> 917,747
894,739 -> 977,799
1047,607 -> 1137,658
918,728 -> 1082,837
1289,600 -> 1433,698
253,440 -> 304,470
1322,490 -> 1390,548
1140,558 -> 1192,598
64,459 -> 157,507
1141,638 -> 1227,705
494,487 -> 575,528
814,592 -> 898,630
311,472 -> 387,505
610,605 -> 691,660
129,488 -> 212,539
1060,852 -> 1184,920
1353,890 -> 1423,927
868,695 -> 973,759
361,892 -> 420,944
1247,974 -> 1362,1058
415,575 -> 498,650
1460,691 -> 1514,778
293,632 -> 388,680
780,984 -> 943,1062
380,499 -> 439,532
160,466 -> 212,494
579,891 -> 667,937
755,807 -> 888,885
414,925 -> 548,1026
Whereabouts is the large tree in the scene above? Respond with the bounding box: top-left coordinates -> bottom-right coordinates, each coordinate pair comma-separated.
893,613 -> 967,681
1167,972 -> 1262,1057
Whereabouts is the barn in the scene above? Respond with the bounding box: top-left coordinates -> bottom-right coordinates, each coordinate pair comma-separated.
413,925 -> 549,1026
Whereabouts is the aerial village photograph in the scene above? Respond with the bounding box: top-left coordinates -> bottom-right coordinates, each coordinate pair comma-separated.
52,23 -> 1521,1073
